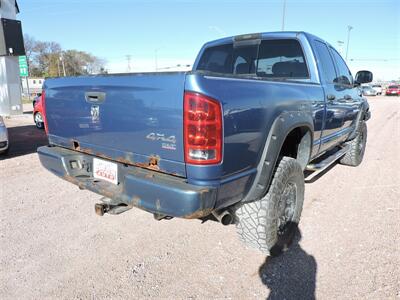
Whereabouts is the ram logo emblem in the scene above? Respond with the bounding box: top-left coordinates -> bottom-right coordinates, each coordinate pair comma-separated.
91,105 -> 100,122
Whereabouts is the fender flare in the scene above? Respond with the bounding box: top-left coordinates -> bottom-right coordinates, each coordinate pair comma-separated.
241,110 -> 314,203
348,100 -> 370,141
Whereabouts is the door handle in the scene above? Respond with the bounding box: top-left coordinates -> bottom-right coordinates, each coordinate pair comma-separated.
85,91 -> 106,103
326,94 -> 335,101
344,94 -> 352,100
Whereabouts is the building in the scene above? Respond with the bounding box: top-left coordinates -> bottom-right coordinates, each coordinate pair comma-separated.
0,0 -> 23,116
21,77 -> 44,96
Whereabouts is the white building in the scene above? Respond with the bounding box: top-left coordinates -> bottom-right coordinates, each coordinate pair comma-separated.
21,77 -> 44,96
0,0 -> 23,116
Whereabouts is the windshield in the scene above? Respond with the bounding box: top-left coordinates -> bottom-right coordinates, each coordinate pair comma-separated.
196,39 -> 309,79
388,85 -> 399,89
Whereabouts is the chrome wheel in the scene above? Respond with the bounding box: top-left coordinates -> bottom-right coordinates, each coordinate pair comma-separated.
34,113 -> 44,129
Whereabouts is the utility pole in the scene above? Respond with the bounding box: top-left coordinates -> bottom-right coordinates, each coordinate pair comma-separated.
281,0 -> 287,31
126,55 -> 132,72
25,77 -> 31,101
59,53 -> 66,77
57,58 -> 61,77
345,25 -> 353,61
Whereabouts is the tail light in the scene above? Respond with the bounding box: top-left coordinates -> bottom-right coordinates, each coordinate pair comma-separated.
41,89 -> 48,135
184,91 -> 222,165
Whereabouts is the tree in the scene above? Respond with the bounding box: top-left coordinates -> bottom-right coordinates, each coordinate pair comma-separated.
62,50 -> 106,76
23,34 -> 106,77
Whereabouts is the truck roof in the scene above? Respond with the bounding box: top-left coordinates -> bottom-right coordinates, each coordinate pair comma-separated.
202,31 -> 323,48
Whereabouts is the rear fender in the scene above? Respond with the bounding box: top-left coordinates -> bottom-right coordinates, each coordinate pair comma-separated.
241,110 -> 313,203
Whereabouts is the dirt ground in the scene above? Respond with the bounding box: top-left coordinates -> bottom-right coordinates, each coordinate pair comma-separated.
1,97 -> 399,299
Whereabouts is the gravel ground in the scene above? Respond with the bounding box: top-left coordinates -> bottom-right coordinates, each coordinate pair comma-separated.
1,97 -> 399,299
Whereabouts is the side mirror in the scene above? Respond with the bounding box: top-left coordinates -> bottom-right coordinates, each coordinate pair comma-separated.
355,70 -> 373,85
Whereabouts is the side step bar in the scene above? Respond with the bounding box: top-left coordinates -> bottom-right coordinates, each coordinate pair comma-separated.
305,145 -> 349,182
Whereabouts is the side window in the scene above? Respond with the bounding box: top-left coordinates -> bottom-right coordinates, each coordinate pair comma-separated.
330,48 -> 353,86
256,39 -> 309,79
197,44 -> 233,74
313,40 -> 337,84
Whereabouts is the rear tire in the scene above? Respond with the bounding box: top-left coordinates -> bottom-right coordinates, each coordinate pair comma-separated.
340,121 -> 367,167
234,157 -> 304,256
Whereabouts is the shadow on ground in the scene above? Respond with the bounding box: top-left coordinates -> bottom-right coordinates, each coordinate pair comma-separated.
259,228 -> 317,300
1,125 -> 48,159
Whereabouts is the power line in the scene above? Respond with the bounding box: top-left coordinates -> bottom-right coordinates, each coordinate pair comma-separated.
350,58 -> 400,61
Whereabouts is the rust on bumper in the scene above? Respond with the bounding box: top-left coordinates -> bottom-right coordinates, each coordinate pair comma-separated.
38,145 -> 217,219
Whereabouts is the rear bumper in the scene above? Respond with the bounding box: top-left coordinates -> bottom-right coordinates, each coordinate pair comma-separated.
37,146 -> 217,218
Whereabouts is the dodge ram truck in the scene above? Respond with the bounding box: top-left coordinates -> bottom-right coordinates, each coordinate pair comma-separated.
38,32 -> 372,255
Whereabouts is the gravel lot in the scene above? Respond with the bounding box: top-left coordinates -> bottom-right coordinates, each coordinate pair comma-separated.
1,97 -> 399,299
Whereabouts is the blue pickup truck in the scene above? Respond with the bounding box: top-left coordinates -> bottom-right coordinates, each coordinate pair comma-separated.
38,32 -> 372,255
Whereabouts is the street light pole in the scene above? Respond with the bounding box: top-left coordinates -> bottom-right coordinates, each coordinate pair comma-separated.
281,0 -> 287,31
126,55 -> 132,72
345,25 -> 353,61
155,48 -> 161,72
337,40 -> 344,56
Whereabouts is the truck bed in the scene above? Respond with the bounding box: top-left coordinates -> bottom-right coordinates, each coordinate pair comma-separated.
44,72 -> 187,177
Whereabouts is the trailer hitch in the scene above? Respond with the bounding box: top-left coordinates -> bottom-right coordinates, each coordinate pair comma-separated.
94,202 -> 132,216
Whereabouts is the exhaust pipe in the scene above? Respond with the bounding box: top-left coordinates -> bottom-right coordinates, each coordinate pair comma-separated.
95,203 -> 108,216
212,210 -> 233,226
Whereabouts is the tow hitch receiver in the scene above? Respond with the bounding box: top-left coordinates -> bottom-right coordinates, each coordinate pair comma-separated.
94,202 -> 132,216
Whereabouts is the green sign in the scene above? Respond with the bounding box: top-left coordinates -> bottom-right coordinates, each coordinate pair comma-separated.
19,56 -> 29,77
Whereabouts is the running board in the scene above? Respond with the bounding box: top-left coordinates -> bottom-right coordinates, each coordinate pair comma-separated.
305,145 -> 349,182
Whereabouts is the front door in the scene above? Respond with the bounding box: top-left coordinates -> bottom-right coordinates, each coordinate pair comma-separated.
329,47 -> 362,134
313,40 -> 345,153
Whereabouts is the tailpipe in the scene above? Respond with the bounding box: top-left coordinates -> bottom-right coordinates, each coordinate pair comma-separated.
212,210 -> 233,226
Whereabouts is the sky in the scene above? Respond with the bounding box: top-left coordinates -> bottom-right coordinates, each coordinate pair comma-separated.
18,0 -> 399,80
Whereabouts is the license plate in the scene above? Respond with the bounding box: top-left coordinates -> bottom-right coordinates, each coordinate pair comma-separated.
93,158 -> 118,185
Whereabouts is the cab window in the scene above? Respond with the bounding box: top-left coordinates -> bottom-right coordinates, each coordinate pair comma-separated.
313,40 -> 337,84
330,48 -> 353,86
257,39 -> 309,79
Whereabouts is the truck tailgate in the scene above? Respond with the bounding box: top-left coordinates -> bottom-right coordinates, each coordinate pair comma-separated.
44,72 -> 187,177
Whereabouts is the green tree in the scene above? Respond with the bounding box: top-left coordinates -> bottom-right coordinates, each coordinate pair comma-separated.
23,34 -> 106,77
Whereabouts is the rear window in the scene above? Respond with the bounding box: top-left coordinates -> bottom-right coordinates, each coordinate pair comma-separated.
197,44 -> 233,74
388,85 -> 399,89
196,39 -> 309,79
